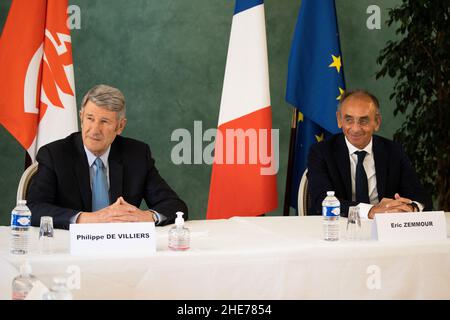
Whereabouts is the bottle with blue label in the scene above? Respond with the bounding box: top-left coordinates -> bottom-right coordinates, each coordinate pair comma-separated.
322,191 -> 340,241
11,200 -> 32,255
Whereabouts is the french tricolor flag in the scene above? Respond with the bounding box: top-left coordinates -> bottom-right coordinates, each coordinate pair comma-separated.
206,0 -> 278,219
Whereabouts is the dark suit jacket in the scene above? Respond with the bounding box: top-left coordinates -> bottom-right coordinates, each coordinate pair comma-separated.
307,133 -> 432,217
27,132 -> 188,229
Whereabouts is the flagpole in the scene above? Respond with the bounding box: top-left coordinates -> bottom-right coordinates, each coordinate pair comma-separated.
283,107 -> 298,216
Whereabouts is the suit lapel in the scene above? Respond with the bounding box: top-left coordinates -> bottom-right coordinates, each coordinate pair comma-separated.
373,135 -> 388,200
334,134 -> 352,199
74,134 -> 92,211
108,138 -> 123,203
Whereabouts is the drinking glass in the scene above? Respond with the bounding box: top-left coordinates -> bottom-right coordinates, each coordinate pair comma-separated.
38,216 -> 54,254
346,206 -> 361,241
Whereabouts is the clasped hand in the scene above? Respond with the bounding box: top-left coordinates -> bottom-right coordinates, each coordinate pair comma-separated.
368,193 -> 417,219
77,197 -> 154,223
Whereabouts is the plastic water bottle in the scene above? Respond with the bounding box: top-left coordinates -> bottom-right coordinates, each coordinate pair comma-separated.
168,212 -> 190,251
11,261 -> 37,300
10,200 -> 32,255
43,277 -> 73,300
322,191 -> 340,241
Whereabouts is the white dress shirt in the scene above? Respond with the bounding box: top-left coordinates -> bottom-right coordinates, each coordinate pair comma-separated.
344,137 -> 378,219
84,146 -> 111,190
70,147 -> 111,224
70,146 -> 163,224
344,137 -> 423,219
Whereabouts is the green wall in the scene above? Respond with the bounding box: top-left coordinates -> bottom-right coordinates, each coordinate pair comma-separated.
0,0 -> 404,225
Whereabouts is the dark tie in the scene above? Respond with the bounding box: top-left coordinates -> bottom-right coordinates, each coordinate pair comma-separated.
355,151 -> 370,204
92,158 -> 109,211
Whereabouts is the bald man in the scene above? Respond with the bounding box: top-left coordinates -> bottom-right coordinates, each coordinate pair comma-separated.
307,89 -> 431,219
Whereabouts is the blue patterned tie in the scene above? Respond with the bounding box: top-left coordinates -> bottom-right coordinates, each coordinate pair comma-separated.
92,158 -> 109,211
355,151 -> 370,204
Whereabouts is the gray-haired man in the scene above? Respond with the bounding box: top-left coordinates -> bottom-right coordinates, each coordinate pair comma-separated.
28,84 -> 188,229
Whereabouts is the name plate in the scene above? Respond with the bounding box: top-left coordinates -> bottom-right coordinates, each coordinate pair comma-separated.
70,222 -> 156,255
372,211 -> 447,241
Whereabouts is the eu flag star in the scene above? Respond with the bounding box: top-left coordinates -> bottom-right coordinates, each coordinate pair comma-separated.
297,111 -> 304,123
315,132 -> 324,142
336,87 -> 345,100
329,55 -> 342,73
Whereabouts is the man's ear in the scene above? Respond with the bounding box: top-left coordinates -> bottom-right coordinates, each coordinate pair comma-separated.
116,118 -> 127,134
336,111 -> 342,128
79,110 -> 84,126
375,114 -> 382,131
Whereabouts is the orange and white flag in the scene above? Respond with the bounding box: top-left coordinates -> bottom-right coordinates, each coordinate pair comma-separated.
206,0 -> 278,219
0,0 -> 78,162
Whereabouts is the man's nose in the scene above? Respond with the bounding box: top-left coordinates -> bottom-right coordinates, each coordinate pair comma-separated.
90,121 -> 102,133
350,122 -> 363,131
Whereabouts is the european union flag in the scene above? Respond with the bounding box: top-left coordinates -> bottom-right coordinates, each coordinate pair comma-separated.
285,0 -> 346,211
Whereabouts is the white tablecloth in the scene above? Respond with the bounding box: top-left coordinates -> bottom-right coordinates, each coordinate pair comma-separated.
1,214 -> 449,300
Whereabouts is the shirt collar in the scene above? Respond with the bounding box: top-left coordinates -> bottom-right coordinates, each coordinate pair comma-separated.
344,136 -> 373,156
83,146 -> 111,167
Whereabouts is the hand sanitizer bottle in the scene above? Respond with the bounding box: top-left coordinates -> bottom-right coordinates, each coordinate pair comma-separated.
168,212 -> 190,251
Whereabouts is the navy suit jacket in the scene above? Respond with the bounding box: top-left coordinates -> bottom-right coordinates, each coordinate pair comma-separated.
307,133 -> 432,217
27,132 -> 188,229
